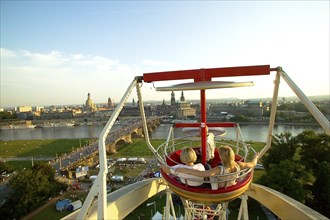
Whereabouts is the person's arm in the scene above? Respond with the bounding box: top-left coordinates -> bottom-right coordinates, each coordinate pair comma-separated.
161,164 -> 181,174
160,164 -> 171,174
176,166 -> 220,177
238,152 -> 260,169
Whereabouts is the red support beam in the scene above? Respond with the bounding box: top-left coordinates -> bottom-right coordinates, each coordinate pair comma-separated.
205,122 -> 237,127
143,65 -> 271,83
174,123 -> 200,128
200,90 -> 207,164
174,122 -> 237,128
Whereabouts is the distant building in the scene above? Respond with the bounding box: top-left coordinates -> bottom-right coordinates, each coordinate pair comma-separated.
120,105 -> 153,117
83,93 -> 97,112
108,97 -> 114,109
17,106 -> 32,113
157,91 -> 196,119
171,91 -> 176,105
35,106 -> 44,112
39,111 -> 75,120
94,109 -> 114,117
180,91 -> 185,102
174,91 -> 196,118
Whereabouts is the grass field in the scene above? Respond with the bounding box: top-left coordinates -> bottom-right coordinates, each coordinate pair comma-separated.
29,191 -> 88,220
109,139 -> 166,158
0,139 -> 94,158
2,138 -> 265,178
5,160 -> 49,170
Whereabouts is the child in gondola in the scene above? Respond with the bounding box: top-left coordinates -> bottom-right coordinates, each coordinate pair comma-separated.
160,147 -> 207,187
176,146 -> 259,188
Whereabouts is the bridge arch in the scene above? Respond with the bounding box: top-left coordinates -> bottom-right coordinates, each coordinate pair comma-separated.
105,119 -> 158,154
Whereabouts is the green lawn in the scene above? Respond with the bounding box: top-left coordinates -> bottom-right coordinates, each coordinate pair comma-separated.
110,139 -> 166,158
5,160 -> 48,171
30,204 -> 72,220
30,191 -> 88,220
0,139 -> 94,158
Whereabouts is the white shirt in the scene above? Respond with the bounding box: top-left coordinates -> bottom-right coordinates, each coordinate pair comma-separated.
218,165 -> 240,188
170,163 -> 205,186
206,133 -> 215,161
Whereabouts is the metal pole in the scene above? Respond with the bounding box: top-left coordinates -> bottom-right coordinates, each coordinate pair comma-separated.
136,80 -> 163,163
260,71 -> 280,158
200,89 -> 207,164
77,77 -> 138,220
154,201 -> 156,214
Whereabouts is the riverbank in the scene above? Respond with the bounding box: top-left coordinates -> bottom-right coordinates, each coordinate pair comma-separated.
236,121 -> 321,126
0,118 -> 322,128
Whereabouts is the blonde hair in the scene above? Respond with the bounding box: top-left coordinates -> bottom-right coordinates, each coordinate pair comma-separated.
180,148 -> 197,164
219,145 -> 237,170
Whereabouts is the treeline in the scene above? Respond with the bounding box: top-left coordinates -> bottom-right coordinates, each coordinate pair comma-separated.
0,111 -> 17,121
258,130 -> 330,217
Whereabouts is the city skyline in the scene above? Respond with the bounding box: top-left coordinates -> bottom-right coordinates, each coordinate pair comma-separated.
1,1 -> 329,108
2,93 -> 329,110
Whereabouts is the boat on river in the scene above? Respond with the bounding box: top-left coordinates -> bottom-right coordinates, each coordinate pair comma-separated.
0,124 -> 36,130
38,122 -> 75,128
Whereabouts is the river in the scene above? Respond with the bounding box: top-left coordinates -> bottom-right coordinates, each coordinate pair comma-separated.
0,124 -> 325,142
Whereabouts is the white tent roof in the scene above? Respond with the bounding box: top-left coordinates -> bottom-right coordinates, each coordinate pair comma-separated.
152,211 -> 162,220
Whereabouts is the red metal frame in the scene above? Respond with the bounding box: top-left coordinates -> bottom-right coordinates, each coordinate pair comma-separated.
143,65 -> 271,83
144,65 -> 271,164
174,122 -> 237,128
200,90 -> 207,164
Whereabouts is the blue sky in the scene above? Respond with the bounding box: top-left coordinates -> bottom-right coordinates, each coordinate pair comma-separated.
1,1 -> 329,108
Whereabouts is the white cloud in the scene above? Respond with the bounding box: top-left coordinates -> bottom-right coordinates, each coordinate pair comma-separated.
0,49 -> 139,107
0,48 -> 328,108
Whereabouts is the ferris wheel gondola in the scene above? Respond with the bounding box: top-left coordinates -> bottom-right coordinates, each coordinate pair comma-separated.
143,66 -> 269,206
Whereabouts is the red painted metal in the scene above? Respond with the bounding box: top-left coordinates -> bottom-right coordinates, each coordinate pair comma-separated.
174,122 -> 237,128
200,90 -> 207,164
174,123 -> 200,128
143,65 -> 271,83
206,122 -> 237,127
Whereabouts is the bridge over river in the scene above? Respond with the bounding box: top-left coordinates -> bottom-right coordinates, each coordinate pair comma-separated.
51,117 -> 161,171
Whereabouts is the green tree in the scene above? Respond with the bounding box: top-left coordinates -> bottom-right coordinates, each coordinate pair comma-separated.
0,111 -> 17,120
259,130 -> 330,217
258,159 -> 310,203
262,132 -> 298,169
297,130 -> 330,173
310,161 -> 330,217
297,130 -> 330,217
0,163 -> 66,219
33,162 -> 56,182
229,115 -> 249,122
